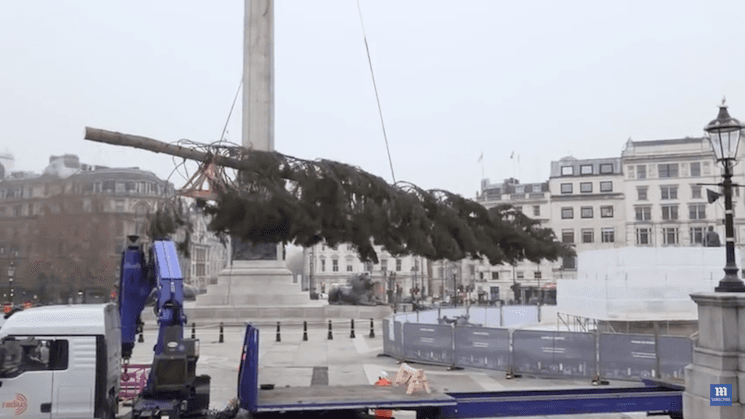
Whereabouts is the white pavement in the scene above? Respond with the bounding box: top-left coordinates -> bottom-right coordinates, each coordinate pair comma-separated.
123,321 -> 672,419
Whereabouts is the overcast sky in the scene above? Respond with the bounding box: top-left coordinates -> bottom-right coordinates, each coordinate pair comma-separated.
2,0 -> 745,198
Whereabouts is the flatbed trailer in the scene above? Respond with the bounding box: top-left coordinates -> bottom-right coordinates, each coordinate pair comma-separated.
237,324 -> 685,418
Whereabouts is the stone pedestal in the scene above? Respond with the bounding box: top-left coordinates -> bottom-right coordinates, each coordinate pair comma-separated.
684,293 -> 745,418
196,259 -> 321,307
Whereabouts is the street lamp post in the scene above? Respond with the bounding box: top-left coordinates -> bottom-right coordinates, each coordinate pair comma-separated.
705,99 -> 745,292
451,264 -> 457,308
7,260 -> 15,305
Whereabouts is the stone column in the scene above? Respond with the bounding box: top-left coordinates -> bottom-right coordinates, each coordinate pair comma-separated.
684,293 -> 745,418
196,0 -> 317,310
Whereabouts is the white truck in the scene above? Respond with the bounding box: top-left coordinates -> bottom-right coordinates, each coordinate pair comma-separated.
0,303 -> 121,419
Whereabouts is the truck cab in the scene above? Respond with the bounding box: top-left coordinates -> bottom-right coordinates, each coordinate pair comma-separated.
0,303 -> 121,419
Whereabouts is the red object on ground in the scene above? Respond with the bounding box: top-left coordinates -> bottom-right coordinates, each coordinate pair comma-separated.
374,377 -> 393,418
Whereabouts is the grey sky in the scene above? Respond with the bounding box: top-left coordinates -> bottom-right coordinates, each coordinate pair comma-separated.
2,1 -> 745,198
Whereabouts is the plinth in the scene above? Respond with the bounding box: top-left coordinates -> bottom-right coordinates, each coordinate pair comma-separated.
197,241 -> 319,307
684,293 -> 745,418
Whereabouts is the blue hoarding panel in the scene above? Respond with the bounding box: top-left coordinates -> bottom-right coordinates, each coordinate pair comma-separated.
403,323 -> 454,365
658,336 -> 693,380
454,326 -> 510,370
600,334 -> 656,380
512,330 -> 595,377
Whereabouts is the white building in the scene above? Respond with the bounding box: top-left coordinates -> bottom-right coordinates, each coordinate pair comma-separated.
620,137 -> 730,247
547,156 -> 626,277
308,242 -> 430,302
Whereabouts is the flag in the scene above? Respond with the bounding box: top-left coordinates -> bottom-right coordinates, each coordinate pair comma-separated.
477,152 -> 483,163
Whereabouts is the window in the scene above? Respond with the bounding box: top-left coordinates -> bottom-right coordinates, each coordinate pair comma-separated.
691,185 -> 702,199
637,187 -> 648,200
561,166 -> 574,176
561,183 -> 573,194
515,185 -> 524,194
690,227 -> 705,245
346,244 -> 354,251
582,228 -> 594,243
581,206 -> 593,218
320,259 -> 326,272
636,228 -> 652,245
561,207 -> 574,219
562,256 -> 576,270
689,204 -> 706,220
663,227 -> 679,245
534,271 -> 542,279
600,206 -> 613,218
601,228 -> 615,243
115,199 -> 125,212
491,272 -> 499,280
580,182 -> 592,193
332,259 -> 339,272
396,259 -> 402,272
658,163 -> 679,178
635,206 -> 652,221
0,338 -> 69,377
365,262 -> 373,272
562,229 -> 574,244
381,259 -> 388,272
660,186 -> 678,200
600,181 -> 612,192
635,165 -> 646,179
194,248 -> 207,277
600,163 -> 614,174
346,264 -> 353,272
516,271 -> 524,279
580,164 -> 593,175
690,162 -> 701,177
661,205 -> 679,220
533,205 -> 540,216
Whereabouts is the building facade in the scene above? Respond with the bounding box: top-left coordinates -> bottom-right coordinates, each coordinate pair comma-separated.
547,156 -> 626,275
620,138 -> 730,248
0,154 -> 175,303
308,242 -> 430,303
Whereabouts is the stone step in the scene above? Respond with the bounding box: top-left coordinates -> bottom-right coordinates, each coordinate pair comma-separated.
196,293 -> 320,306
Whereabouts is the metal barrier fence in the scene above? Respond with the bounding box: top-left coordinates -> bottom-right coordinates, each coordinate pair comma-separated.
382,309 -> 693,382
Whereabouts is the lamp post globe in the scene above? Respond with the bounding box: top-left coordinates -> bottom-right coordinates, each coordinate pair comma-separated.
704,99 -> 745,292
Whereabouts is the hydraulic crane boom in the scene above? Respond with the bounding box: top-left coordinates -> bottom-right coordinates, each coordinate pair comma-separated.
118,236 -> 210,418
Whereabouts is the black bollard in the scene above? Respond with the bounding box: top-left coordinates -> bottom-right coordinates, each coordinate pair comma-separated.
191,322 -> 196,339
328,320 -> 333,340
219,322 -> 224,344
303,321 -> 308,341
276,322 -> 281,342
369,318 -> 375,338
350,319 -> 356,338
